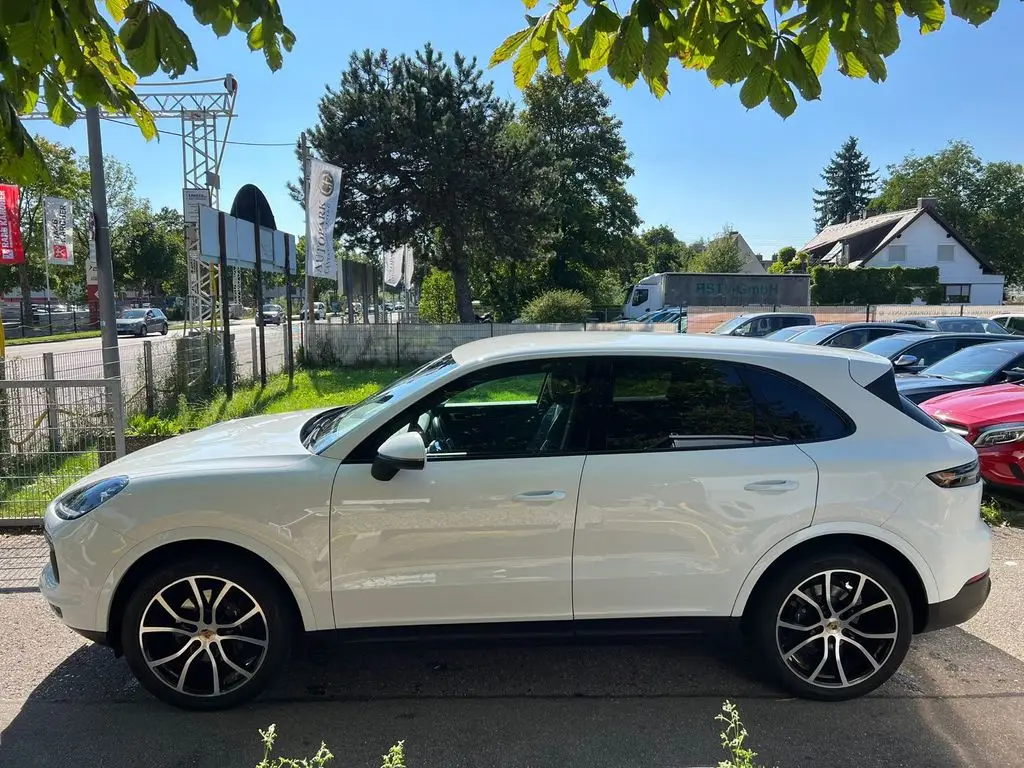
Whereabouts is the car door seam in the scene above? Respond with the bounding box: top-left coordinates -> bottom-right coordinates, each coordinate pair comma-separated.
570,453 -> 588,625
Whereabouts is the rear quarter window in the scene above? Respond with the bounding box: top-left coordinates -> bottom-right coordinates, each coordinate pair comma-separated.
739,365 -> 852,442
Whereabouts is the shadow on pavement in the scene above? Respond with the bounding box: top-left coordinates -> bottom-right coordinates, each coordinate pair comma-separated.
3,625 -> 1023,767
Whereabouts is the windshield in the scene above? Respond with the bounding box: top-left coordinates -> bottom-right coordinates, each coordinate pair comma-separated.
921,344 -> 1020,383
122,309 -> 146,319
262,305 -> 278,312
711,316 -> 752,334
935,317 -> 1006,334
305,354 -> 458,453
860,335 -> 916,359
788,324 -> 844,345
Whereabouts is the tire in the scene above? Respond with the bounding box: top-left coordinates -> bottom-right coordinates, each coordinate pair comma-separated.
749,549 -> 912,701
161,323 -> 168,335
137,324 -> 147,337
120,556 -> 293,710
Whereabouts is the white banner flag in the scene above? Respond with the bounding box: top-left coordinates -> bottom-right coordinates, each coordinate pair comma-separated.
43,197 -> 74,266
402,245 -> 414,288
382,248 -> 403,287
305,158 -> 343,279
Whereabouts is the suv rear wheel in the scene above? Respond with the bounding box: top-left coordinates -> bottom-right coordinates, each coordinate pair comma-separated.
121,556 -> 292,710
750,549 -> 913,701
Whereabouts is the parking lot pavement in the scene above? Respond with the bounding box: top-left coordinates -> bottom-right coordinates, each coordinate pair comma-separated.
2,528 -> 1023,768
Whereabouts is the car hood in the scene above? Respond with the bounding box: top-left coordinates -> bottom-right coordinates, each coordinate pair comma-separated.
98,409 -> 328,480
922,383 -> 1024,428
116,317 -> 142,324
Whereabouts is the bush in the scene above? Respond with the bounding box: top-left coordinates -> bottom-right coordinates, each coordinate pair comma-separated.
418,270 -> 459,323
810,265 -> 944,305
520,289 -> 591,323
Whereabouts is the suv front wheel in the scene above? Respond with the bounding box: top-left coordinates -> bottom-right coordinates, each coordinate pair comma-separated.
750,549 -> 913,701
121,556 -> 292,709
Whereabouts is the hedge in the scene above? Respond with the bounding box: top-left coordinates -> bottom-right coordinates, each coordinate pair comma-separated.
810,266 -> 944,305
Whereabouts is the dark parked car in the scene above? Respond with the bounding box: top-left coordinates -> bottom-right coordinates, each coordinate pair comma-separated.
116,307 -> 168,337
709,312 -> 815,338
895,340 -> 1024,403
897,315 -> 1007,334
762,326 -> 810,341
860,332 -> 1017,374
256,304 -> 283,326
787,322 -> 923,349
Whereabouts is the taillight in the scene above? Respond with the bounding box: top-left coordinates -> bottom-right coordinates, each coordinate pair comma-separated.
927,459 -> 981,488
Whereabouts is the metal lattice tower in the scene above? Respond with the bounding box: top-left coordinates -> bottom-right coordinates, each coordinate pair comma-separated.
24,76 -> 238,333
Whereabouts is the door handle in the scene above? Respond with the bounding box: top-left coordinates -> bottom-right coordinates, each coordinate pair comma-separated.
744,480 -> 799,494
512,490 -> 566,503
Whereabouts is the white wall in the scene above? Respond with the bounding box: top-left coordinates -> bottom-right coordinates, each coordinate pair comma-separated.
869,212 -> 1005,304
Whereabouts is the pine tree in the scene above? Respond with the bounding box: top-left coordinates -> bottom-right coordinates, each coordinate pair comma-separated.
812,137 -> 878,231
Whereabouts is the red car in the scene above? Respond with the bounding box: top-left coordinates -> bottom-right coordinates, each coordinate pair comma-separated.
922,383 -> 1024,491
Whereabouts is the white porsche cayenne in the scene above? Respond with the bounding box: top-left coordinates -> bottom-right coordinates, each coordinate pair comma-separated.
40,333 -> 991,709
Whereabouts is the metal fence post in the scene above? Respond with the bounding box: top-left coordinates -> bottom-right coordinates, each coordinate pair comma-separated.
866,305 -> 872,322
42,352 -> 62,452
251,327 -> 259,381
143,341 -> 155,416
960,304 -> 966,316
108,378 -> 126,458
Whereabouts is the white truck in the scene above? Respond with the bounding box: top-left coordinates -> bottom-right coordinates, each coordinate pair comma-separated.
621,272 -> 812,319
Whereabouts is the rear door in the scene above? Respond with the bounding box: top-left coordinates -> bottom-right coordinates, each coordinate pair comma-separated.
572,356 -> 821,619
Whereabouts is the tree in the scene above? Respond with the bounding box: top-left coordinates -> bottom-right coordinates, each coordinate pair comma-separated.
1,1 -> 294,183
300,45 -> 551,322
120,205 -> 183,296
768,247 -> 808,273
871,141 -> 1024,284
0,137 -> 89,318
520,289 -> 591,323
491,1 -> 1005,118
636,225 -> 695,275
418,270 -> 459,323
812,137 -> 878,231
521,74 -> 638,295
690,232 -> 745,273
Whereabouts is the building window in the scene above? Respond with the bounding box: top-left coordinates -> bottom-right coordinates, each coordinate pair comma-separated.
944,284 -> 971,303
888,245 -> 907,262
937,244 -> 955,262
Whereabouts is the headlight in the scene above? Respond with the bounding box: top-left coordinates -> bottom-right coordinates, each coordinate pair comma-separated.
56,476 -> 129,520
974,423 -> 1024,447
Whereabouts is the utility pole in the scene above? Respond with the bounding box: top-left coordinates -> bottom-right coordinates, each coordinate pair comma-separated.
85,107 -> 120,381
301,132 -> 314,326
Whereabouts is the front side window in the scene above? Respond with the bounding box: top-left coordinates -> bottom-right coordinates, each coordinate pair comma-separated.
600,358 -> 758,451
349,359 -> 592,461
825,329 -> 870,349
631,288 -> 650,307
907,338 -> 958,367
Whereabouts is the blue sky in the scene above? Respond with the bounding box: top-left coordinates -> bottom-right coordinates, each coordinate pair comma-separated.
32,1 -> 1024,256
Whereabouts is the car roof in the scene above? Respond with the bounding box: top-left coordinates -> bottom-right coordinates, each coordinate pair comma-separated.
733,312 -> 815,319
452,331 -> 887,370
881,331 -> 1012,343
825,322 -> 921,331
910,315 -> 991,322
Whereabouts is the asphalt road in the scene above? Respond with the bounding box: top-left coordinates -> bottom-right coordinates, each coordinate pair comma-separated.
1,528 -> 1023,767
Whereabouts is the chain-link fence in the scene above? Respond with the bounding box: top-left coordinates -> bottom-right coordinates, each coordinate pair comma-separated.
301,321 -> 680,367
684,304 -> 1024,334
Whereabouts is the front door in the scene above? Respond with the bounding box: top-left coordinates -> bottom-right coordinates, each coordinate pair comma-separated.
572,356 -> 821,619
330,358 -> 592,629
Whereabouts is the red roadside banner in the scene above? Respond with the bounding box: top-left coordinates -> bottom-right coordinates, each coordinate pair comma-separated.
0,184 -> 25,265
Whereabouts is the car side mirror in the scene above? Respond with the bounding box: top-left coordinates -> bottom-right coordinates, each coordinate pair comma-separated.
1004,369 -> 1024,384
894,354 -> 919,369
371,431 -> 427,481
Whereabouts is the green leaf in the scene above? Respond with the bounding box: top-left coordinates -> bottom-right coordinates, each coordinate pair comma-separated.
739,66 -> 771,108
705,22 -> 751,84
43,76 -> 77,127
775,0 -> 796,12
512,34 -> 543,87
522,0 -> 541,8
776,38 -> 821,100
119,11 -> 158,76
247,20 -> 264,51
264,37 -> 283,71
797,23 -> 830,76
902,0 -> 946,32
566,29 -> 585,78
282,25 -> 296,52
491,28 -> 532,66
838,49 -> 868,78
607,13 -> 645,86
546,30 -> 563,75
950,0 -> 1000,25
767,72 -> 797,117
105,0 -> 128,22
233,0 -> 261,26
642,23 -> 670,89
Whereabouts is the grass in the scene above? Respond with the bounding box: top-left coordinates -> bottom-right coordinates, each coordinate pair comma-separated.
5,329 -> 102,346
981,496 -> 1024,527
0,450 -> 100,518
128,365 -> 413,436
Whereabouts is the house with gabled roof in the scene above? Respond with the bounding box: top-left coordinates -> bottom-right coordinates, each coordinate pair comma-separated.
801,197 -> 1005,305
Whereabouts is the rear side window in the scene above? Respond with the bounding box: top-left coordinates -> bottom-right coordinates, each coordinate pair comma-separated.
602,358 -> 757,451
740,366 -> 852,442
